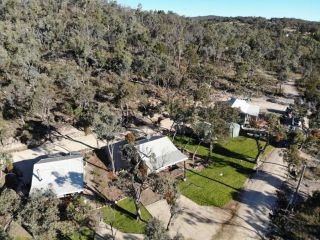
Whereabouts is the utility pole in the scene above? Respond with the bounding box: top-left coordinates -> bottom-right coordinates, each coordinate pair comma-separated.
287,164 -> 306,210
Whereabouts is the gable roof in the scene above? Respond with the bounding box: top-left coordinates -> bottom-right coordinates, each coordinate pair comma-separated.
135,136 -> 188,172
30,153 -> 84,198
229,98 -> 260,117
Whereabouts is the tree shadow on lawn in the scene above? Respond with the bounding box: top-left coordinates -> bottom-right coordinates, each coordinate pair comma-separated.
187,169 -> 241,192
111,204 -> 142,222
102,200 -> 148,224
206,155 -> 255,177
175,135 -> 257,164
213,144 -> 256,163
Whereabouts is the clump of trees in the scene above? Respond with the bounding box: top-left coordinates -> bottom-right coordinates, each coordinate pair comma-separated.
0,188 -> 96,239
144,218 -> 184,240
0,153 -> 13,180
0,0 -> 319,142
271,191 -> 320,240
196,102 -> 240,158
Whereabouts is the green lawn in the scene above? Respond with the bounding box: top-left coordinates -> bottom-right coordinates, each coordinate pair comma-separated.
100,198 -> 152,234
173,135 -> 273,207
69,227 -> 94,240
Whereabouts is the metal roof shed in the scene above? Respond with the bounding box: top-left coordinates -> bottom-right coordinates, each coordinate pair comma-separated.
30,153 -> 84,198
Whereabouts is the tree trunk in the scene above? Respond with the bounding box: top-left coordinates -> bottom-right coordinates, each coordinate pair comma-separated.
120,102 -> 124,125
208,142 -> 213,160
279,83 -> 282,95
107,141 -> 115,175
110,224 -> 116,240
46,114 -> 51,142
134,199 -> 142,221
3,217 -> 12,232
84,125 -> 90,135
255,136 -> 268,163
192,140 -> 202,166
172,130 -> 178,141
178,46 -> 181,69
166,214 -> 174,230
96,138 -> 100,149
125,103 -> 129,125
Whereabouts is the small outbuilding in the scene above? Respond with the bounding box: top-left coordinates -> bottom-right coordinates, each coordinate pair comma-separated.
229,98 -> 260,124
229,122 -> 241,138
30,153 -> 84,198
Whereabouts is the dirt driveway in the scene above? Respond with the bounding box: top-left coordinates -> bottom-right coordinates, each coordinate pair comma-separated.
146,196 -> 233,240
213,149 -> 287,240
247,80 -> 299,114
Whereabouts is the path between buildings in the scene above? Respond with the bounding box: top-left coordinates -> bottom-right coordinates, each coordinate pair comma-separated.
11,128 -> 102,163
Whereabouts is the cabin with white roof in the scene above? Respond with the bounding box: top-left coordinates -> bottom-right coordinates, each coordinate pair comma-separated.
106,136 -> 188,174
29,153 -> 84,198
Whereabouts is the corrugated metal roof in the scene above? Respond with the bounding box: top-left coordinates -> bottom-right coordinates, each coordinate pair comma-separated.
135,136 -> 188,172
229,98 -> 260,117
30,154 -> 84,198
36,153 -> 83,164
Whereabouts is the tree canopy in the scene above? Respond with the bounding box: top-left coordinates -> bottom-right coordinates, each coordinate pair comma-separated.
0,0 -> 319,139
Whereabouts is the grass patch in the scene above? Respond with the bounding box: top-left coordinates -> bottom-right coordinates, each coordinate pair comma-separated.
173,135 -> 273,207
101,198 -> 152,234
68,227 -> 94,240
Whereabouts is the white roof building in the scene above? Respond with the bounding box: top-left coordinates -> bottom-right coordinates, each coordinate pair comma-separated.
30,153 -> 84,198
108,136 -> 188,173
135,136 -> 188,172
229,98 -> 260,117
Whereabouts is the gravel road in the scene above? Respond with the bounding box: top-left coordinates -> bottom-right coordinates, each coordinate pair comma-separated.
214,149 -> 287,240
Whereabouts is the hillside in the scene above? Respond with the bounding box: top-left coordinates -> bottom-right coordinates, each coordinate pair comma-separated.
0,0 -> 319,144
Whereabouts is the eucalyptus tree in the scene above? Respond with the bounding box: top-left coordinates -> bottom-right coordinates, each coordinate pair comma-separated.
30,75 -> 56,139
145,218 -> 185,240
0,152 -> 13,179
145,218 -> 170,240
198,101 -> 240,158
0,230 -> 11,240
114,143 -> 150,221
66,195 -> 98,235
19,189 -> 60,240
0,188 -> 21,231
150,174 -> 181,230
93,106 -> 122,174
